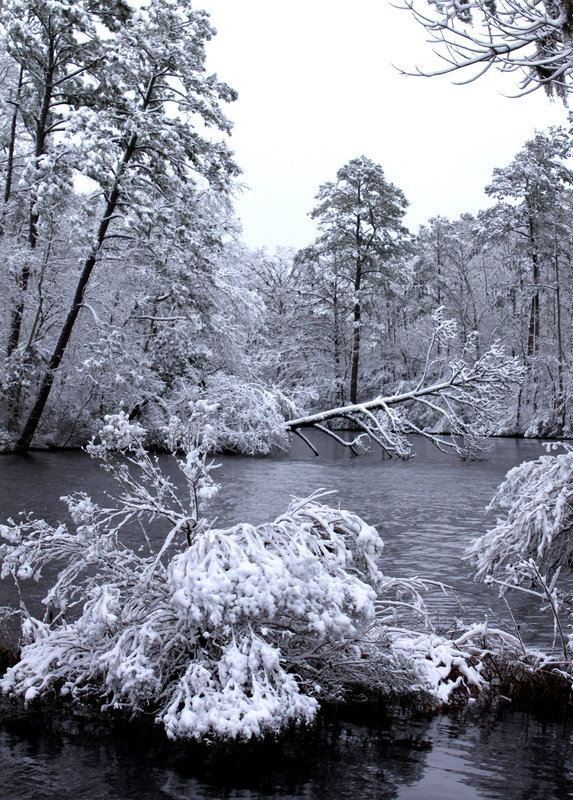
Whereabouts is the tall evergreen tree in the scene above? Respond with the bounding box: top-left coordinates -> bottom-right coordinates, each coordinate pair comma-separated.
307,157 -> 409,404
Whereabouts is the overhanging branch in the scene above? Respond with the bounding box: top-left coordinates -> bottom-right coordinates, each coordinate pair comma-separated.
285,337 -> 523,459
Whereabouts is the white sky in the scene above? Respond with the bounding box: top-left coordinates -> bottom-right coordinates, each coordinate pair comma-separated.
203,0 -> 569,251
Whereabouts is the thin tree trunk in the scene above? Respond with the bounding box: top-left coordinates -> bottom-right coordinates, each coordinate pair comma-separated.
2,66 -> 23,212
526,212 -> 540,358
553,237 -> 565,436
6,54 -> 56,433
15,133 -> 139,452
349,298 -> 361,406
349,203 -> 362,405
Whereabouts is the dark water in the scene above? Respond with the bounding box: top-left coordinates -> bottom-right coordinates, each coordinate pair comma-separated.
1,703 -> 573,799
1,435 -> 572,799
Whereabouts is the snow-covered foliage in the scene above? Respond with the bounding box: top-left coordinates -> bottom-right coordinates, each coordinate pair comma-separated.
0,415 -> 506,739
466,446 -> 573,584
465,445 -> 573,658
169,376 -> 299,456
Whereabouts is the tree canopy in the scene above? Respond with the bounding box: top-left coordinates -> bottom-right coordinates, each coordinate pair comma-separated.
302,156 -> 410,405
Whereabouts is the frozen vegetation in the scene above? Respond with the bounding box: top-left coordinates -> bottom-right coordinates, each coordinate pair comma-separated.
1,412 -> 572,741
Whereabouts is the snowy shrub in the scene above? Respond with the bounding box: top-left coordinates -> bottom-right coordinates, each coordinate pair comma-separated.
465,446 -> 573,658
0,413 -> 505,739
465,446 -> 573,583
170,375 -> 299,455
0,428 -> 13,453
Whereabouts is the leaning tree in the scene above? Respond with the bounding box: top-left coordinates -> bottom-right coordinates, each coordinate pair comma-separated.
2,0 -> 238,452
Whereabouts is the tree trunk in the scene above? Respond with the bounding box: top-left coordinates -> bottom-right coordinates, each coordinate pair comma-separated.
15,133 -> 138,452
7,52 -> 54,361
349,205 -> 362,405
526,212 -> 540,358
2,66 -> 23,212
553,238 -> 565,436
349,297 -> 361,405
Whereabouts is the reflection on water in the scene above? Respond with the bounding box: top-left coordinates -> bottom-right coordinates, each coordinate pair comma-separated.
1,436 -> 572,799
1,703 -> 573,800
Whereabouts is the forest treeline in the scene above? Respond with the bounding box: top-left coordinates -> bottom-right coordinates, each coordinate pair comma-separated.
0,0 -> 572,451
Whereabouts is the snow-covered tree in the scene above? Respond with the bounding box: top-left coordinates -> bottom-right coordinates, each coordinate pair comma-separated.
0,0 -> 135,429
465,444 -> 573,658
2,0 -> 238,452
305,157 -> 411,405
477,129 -> 573,435
2,0 -> 129,353
414,215 -> 499,351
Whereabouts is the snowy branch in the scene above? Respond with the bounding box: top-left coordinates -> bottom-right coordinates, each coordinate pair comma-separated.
286,332 -> 523,459
401,0 -> 573,98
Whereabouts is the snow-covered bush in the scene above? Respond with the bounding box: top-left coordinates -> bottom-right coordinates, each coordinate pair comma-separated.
465,445 -> 573,659
180,375 -> 299,455
466,446 -> 573,582
0,412 -> 507,739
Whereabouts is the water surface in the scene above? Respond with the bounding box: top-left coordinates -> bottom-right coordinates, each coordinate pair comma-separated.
1,436 -> 571,799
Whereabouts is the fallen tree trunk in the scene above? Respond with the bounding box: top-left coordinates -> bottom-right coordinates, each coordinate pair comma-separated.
286,340 -> 523,459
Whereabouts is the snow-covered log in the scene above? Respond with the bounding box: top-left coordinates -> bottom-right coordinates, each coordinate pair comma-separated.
286,335 -> 522,459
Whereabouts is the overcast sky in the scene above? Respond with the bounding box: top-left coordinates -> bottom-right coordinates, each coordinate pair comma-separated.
203,0 -> 569,251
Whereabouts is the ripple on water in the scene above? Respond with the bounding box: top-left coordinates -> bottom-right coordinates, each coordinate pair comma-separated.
1,708 -> 573,800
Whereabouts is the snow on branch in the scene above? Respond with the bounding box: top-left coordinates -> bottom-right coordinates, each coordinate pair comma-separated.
464,445 -> 573,659
286,317 -> 523,459
0,413 -> 507,739
401,0 -> 573,98
465,445 -> 573,583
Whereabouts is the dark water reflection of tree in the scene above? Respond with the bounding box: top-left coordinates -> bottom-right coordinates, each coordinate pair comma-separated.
2,705 -> 573,800
0,705 -> 432,799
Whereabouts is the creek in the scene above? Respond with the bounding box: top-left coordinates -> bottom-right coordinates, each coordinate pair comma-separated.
0,435 -> 571,799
